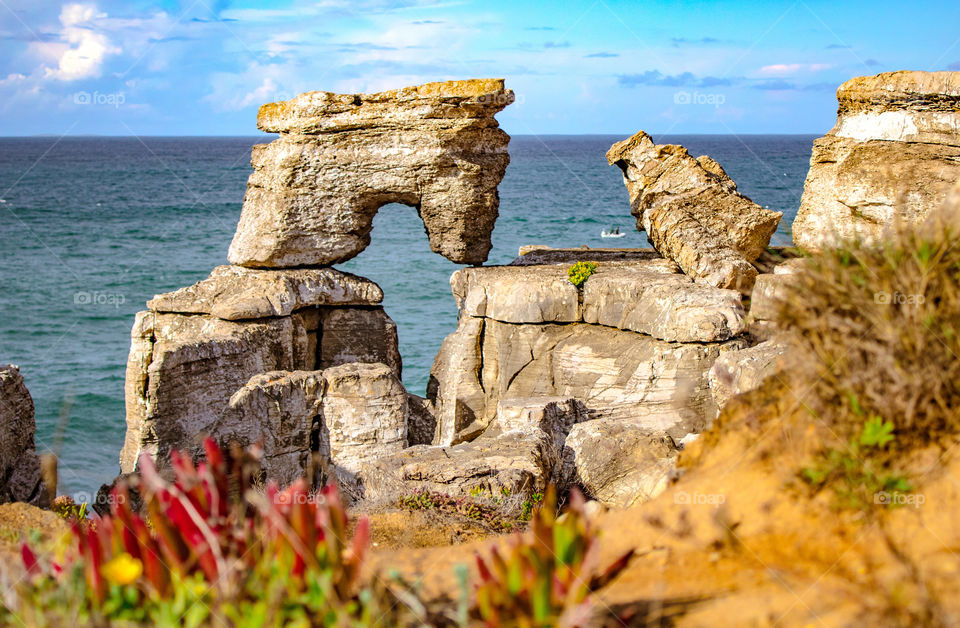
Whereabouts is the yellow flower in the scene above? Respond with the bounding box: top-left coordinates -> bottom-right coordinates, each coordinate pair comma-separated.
102,553 -> 143,586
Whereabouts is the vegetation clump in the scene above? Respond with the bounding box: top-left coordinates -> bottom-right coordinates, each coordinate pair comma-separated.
398,488 -> 541,532
778,214 -> 960,450
567,261 -> 597,288
10,440 -> 414,627
468,486 -> 633,627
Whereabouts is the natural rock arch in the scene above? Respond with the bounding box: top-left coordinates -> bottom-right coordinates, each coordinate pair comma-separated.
228,79 -> 514,268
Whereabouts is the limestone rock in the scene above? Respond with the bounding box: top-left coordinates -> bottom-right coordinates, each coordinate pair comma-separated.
0,366 -> 48,507
510,247 -> 670,267
211,370 -> 324,487
430,319 -> 747,446
581,266 -> 745,342
405,394 -> 437,447
565,419 -> 678,508
452,260 -> 745,342
354,428 -> 562,503
793,71 -> 960,251
120,312 -> 311,472
320,363 -> 408,495
749,259 -> 805,322
316,308 -> 401,377
228,79 -> 513,268
148,265 -> 382,321
708,339 -> 790,412
606,131 -> 782,292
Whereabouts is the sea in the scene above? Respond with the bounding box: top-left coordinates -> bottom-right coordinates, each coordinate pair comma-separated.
0,134 -> 814,497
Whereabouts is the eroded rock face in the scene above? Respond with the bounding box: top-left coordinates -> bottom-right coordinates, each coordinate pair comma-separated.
430,316 -> 746,446
120,311 -> 311,472
0,366 -> 48,507
228,79 -> 513,268
564,419 -> 678,508
793,71 -> 960,251
707,338 -> 789,413
148,265 -> 382,320
606,131 -> 782,292
211,370 -> 323,487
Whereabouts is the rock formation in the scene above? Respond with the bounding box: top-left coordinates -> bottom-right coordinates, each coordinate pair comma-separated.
793,71 -> 960,250
228,79 -> 513,268
0,366 -> 49,507
429,251 -> 749,447
606,131 -> 782,292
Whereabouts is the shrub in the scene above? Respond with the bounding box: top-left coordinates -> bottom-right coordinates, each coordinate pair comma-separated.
468,486 -> 633,627
778,214 -> 960,449
398,489 -> 526,532
11,440 -> 414,627
567,262 -> 597,288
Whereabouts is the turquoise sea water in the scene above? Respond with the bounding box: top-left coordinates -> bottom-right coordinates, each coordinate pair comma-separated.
0,134 -> 814,496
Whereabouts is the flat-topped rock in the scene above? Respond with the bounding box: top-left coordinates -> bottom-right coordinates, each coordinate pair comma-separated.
607,131 -> 781,292
148,265 -> 383,320
451,260 -> 746,342
793,71 -> 960,250
707,339 -> 789,412
581,266 -> 745,342
510,247 -> 668,266
228,79 -> 513,268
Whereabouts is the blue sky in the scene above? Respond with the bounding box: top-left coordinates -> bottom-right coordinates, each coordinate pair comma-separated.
0,0 -> 958,136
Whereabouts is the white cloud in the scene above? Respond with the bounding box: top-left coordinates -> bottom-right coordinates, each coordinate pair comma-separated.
759,63 -> 832,76
42,3 -> 121,81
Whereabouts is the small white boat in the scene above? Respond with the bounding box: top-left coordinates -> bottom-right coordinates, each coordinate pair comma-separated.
601,229 -> 626,238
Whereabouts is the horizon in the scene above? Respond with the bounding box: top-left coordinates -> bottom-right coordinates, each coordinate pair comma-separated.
0,1 -> 958,136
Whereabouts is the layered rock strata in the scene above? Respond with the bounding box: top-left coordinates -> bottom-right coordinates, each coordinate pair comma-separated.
793,71 -> 960,250
0,366 -> 48,507
120,268 -> 400,473
606,131 -> 782,292
429,253 -> 750,447
228,79 -> 513,268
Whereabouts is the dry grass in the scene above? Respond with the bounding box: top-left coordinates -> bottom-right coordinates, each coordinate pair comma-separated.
778,205 -> 960,448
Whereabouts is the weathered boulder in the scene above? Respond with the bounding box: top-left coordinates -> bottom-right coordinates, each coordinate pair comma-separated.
749,258 -> 806,323
430,317 -> 747,446
606,131 -> 782,292
148,265 -> 382,320
320,363 -> 408,496
707,338 -> 790,412
793,71 -> 960,251
316,308 -> 401,377
405,394 -> 437,447
210,370 -> 323,487
564,419 -> 678,508
228,79 -> 513,268
452,260 -> 746,342
0,366 -> 48,507
120,312 -> 312,472
353,428 -> 563,503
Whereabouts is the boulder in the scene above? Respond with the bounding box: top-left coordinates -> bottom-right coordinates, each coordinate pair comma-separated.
707,339 -> 790,412
606,131 -> 782,292
430,318 -> 747,446
320,363 -> 408,495
354,428 -> 563,503
228,79 -> 513,268
0,366 -> 48,507
564,419 -> 678,508
452,260 -> 746,342
120,312 -> 312,472
792,71 -> 960,251
405,393 -> 437,447
147,265 -> 382,320
210,370 -> 324,487
749,258 -> 806,322
316,307 -> 402,377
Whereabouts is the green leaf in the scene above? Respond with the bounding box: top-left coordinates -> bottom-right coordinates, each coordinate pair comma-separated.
859,416 -> 895,448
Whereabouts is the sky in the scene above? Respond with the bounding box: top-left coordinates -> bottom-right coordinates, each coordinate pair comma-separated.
0,0 -> 958,136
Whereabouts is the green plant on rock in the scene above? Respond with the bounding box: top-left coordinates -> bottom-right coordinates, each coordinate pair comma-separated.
567,262 -> 597,288
397,489 -> 522,532
10,439 -> 416,627
469,486 -> 633,627
800,412 -> 911,511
